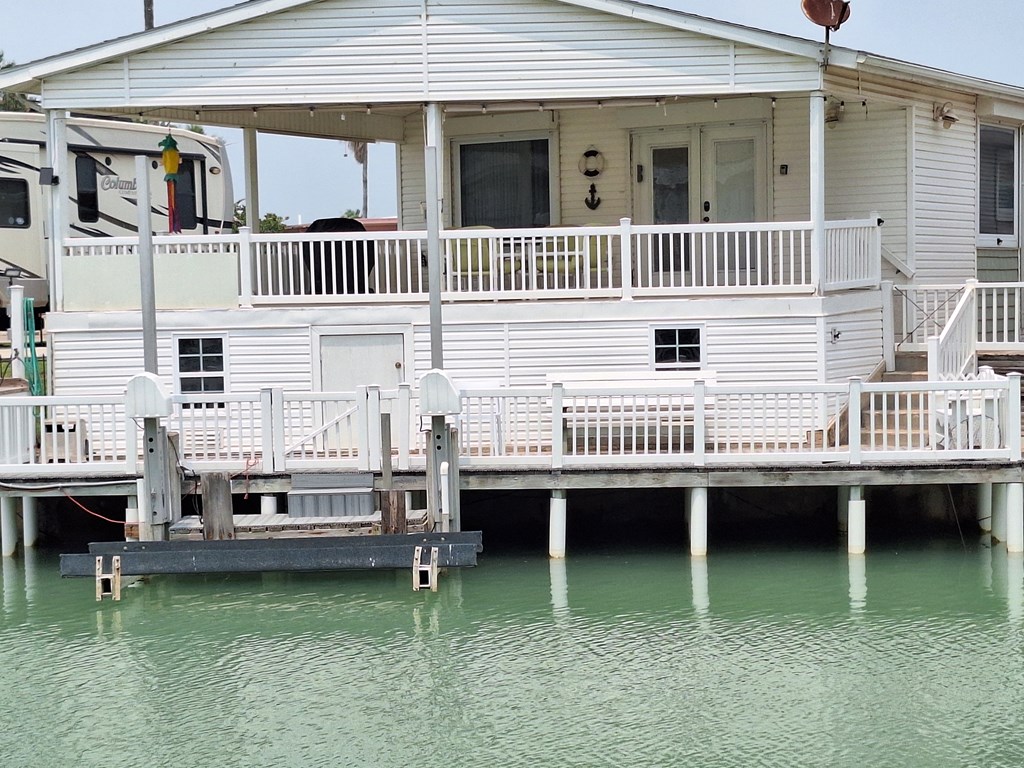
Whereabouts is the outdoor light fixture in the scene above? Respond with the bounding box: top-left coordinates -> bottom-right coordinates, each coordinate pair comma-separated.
3,267 -> 22,279
933,102 -> 959,129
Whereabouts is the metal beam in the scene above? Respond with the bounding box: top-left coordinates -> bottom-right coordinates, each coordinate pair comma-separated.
61,531 -> 483,577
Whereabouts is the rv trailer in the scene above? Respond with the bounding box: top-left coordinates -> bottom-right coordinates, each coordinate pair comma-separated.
0,112 -> 233,309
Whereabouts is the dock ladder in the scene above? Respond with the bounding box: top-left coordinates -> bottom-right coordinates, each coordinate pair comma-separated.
412,546 -> 439,592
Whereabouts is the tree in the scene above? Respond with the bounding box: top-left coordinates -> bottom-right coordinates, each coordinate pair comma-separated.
0,51 -> 31,112
233,201 -> 289,233
347,141 -> 368,217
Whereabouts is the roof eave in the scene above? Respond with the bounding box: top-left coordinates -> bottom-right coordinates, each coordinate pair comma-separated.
856,53 -> 1024,102
0,0 -> 316,94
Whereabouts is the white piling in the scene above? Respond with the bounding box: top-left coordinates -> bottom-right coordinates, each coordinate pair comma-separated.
125,496 -> 139,543
978,483 -> 993,534
848,486 -> 866,555
548,489 -> 567,559
0,497 -> 18,557
838,486 -> 849,534
21,497 -> 37,549
1006,483 -> 1024,554
993,484 -> 1008,544
689,487 -> 708,558
260,494 -> 278,516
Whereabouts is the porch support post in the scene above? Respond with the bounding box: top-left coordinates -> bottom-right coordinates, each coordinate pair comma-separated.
688,486 -> 708,558
45,110 -> 69,311
978,483 -> 993,534
21,497 -> 37,549
549,489 -> 567,559
424,103 -> 445,370
809,91 -> 826,294
243,127 -> 260,226
1007,483 -> 1024,554
848,485 -> 866,555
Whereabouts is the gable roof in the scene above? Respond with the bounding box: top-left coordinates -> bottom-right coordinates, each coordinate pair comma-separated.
1,0 -> 826,95
2,0 -> 1023,104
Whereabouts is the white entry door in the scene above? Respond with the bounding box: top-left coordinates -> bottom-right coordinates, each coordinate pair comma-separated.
318,333 -> 406,453
319,333 -> 405,392
634,124 -> 766,282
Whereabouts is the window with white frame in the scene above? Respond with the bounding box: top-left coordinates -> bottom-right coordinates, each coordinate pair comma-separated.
979,125 -> 1017,245
652,327 -> 703,370
455,137 -> 551,228
176,337 -> 226,395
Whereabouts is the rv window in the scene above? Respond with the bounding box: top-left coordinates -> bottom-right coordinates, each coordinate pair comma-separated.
75,155 -> 99,223
0,179 -> 29,228
174,160 -> 197,230
652,327 -> 703,370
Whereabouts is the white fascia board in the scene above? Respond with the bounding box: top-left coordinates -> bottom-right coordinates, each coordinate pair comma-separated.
559,0 -> 826,60
856,54 -> 1024,102
0,0 -> 316,94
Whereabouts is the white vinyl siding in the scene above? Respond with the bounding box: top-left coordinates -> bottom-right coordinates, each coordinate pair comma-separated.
823,303 -> 885,383
824,102 -> 908,277
39,0 -> 819,109
912,100 -> 977,283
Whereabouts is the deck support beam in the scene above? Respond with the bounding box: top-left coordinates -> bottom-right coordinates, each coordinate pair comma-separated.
1007,483 -> 1024,554
22,498 -> 37,549
689,487 -> 708,558
993,483 -> 1008,543
848,485 -> 866,555
548,489 -> 567,559
1,496 -> 18,557
978,483 -> 993,534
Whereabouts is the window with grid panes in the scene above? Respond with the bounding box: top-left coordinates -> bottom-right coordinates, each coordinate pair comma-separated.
177,337 -> 225,394
652,327 -> 702,370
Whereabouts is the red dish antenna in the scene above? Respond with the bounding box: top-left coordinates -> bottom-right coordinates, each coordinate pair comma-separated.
802,0 -> 851,32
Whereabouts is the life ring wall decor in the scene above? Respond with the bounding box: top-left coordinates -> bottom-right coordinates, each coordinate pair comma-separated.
578,147 -> 604,178
580,148 -> 604,210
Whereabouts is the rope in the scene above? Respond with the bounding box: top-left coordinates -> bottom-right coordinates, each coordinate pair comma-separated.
61,490 -> 126,527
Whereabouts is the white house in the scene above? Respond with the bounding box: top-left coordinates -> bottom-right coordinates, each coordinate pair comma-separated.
1,0 -> 1024,507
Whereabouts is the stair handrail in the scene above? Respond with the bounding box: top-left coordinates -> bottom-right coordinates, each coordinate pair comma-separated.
927,280 -> 978,381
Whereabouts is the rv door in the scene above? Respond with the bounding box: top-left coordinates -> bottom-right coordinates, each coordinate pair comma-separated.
0,142 -> 47,282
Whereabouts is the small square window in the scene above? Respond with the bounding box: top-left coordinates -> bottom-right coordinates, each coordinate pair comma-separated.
176,336 -> 227,402
653,327 -> 702,370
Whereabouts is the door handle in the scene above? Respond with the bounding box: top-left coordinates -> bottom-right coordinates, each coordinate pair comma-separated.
703,201 -> 711,212
702,217 -> 710,223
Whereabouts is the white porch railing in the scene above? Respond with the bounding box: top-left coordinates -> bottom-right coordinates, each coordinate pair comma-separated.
927,285 -> 978,381
62,217 -> 882,307
3,375 -> 1018,478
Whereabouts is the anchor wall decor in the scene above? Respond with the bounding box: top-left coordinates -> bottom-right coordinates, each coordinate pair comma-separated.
585,183 -> 601,210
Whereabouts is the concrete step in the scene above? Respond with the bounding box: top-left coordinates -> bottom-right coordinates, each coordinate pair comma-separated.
893,352 -> 927,373
881,370 -> 929,383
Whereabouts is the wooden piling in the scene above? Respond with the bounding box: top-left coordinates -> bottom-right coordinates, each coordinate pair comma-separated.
201,471 -> 235,540
380,414 -> 407,535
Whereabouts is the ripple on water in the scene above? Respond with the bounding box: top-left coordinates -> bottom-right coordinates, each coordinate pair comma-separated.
3,549 -> 1024,766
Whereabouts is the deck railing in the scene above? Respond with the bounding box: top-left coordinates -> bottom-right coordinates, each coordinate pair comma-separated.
61,217 -> 881,308
2,375 -> 1018,478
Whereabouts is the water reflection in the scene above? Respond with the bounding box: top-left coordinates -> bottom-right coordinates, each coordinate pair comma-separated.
848,553 -> 867,614
5,548 -> 1024,767
690,556 -> 709,616
1007,553 -> 1024,624
548,558 -> 568,617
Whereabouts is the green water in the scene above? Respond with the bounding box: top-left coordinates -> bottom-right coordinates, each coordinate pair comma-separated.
2,544 -> 1024,767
